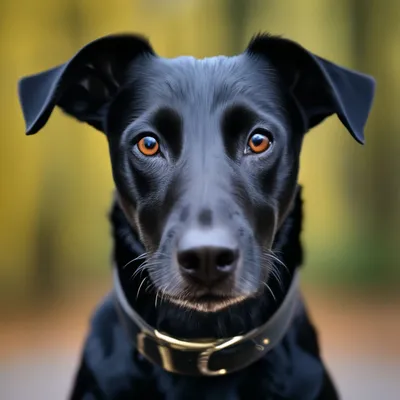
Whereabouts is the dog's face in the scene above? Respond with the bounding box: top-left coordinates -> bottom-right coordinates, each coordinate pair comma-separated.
18,34 -> 375,312
108,55 -> 301,311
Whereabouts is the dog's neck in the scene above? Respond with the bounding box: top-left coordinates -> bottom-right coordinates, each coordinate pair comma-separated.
82,187 -> 332,400
110,186 -> 303,339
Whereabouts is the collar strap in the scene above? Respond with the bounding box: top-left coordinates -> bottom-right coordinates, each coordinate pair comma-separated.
113,268 -> 300,377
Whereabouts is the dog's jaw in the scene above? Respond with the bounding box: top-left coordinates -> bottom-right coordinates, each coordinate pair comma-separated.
110,186 -> 304,339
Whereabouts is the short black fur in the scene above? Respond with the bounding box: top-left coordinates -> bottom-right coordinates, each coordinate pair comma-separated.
17,33 -> 375,399
69,191 -> 339,400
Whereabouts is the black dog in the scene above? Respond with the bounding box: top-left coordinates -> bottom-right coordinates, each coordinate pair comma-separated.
18,33 -> 375,399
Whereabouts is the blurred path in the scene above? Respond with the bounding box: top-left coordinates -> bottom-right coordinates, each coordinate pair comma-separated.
1,352 -> 399,400
1,285 -> 399,399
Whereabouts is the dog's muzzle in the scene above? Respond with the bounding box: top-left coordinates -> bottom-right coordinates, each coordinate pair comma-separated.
113,267 -> 300,377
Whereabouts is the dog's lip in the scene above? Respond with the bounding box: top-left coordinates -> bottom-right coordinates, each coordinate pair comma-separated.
189,293 -> 237,302
157,281 -> 266,310
166,289 -> 240,302
161,291 -> 249,312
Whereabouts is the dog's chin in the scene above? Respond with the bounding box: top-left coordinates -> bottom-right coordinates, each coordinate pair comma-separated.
165,294 -> 249,312
156,280 -> 264,313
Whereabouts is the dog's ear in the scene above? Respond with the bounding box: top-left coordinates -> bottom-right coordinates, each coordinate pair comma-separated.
247,34 -> 375,144
18,34 -> 155,135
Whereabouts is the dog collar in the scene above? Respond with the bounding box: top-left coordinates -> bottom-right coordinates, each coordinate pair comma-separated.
113,267 -> 300,377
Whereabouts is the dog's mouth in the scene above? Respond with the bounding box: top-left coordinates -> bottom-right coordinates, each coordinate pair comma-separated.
165,292 -> 248,312
159,281 -> 262,312
147,255 -> 267,313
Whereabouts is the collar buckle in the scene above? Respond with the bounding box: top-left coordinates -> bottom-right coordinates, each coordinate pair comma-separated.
136,328 -> 244,376
197,336 -> 243,376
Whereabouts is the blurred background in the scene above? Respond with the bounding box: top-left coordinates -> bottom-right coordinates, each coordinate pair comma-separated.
0,0 -> 399,398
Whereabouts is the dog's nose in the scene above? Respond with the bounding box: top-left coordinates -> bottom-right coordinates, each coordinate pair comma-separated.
177,228 -> 239,286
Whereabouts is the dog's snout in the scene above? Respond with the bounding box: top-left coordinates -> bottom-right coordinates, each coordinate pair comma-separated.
177,228 -> 239,286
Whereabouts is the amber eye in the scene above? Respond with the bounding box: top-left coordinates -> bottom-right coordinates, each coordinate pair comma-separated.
137,136 -> 159,156
247,130 -> 272,154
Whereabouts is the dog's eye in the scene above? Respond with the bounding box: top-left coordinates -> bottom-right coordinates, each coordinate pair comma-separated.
246,129 -> 272,154
137,136 -> 159,156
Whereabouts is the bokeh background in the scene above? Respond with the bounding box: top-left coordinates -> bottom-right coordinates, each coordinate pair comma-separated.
1,0 -> 399,399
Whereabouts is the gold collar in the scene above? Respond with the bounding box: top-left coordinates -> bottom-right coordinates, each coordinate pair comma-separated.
113,268 -> 300,377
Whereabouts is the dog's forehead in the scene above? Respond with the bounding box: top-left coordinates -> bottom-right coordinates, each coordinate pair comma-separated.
127,53 -> 281,110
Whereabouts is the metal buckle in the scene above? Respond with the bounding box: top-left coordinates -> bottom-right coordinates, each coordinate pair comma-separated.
197,336 -> 243,376
137,329 -> 244,376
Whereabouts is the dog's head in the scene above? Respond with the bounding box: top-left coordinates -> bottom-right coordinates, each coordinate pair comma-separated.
18,34 -> 375,313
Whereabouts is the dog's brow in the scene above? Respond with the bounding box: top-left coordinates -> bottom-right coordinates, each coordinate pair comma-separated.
152,108 -> 182,134
221,104 -> 258,137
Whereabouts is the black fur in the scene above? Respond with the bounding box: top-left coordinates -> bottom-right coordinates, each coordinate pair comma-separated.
69,191 -> 339,400
17,33 -> 375,399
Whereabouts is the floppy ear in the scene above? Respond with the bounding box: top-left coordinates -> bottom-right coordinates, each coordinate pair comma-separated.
18,34 -> 155,135
247,34 -> 376,144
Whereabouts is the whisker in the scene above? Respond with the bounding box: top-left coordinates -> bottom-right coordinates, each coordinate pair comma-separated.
131,258 -> 164,281
131,263 -> 149,280
269,265 -> 284,288
154,290 -> 160,308
136,277 -> 148,300
263,282 -> 277,302
122,252 -> 148,269
263,251 -> 290,275
160,284 -> 167,304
